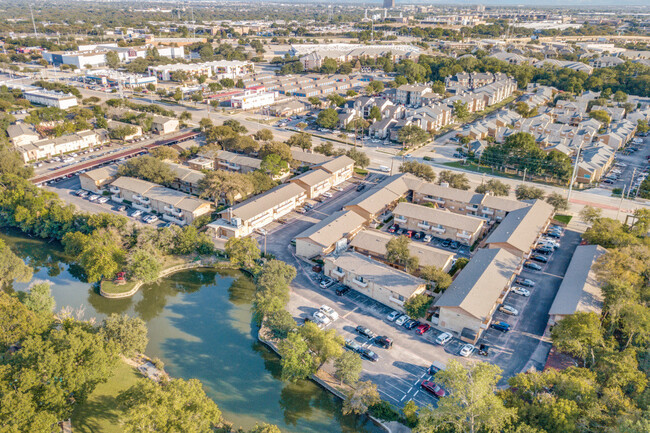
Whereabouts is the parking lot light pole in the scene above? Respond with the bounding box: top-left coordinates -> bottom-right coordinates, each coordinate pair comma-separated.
567,143 -> 583,203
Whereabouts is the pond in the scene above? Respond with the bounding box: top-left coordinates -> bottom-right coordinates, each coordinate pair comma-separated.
2,230 -> 382,433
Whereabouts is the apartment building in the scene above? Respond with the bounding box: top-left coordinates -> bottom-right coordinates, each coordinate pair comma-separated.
344,173 -> 422,221
7,123 -> 39,147
396,84 -> 432,107
289,168 -> 333,199
316,155 -> 354,186
392,202 -> 485,245
295,210 -> 367,258
23,89 -> 78,109
167,163 -> 205,195
17,130 -> 105,162
230,87 -> 277,110
79,165 -> 119,193
207,182 -> 307,239
434,248 -> 520,343
109,176 -> 212,225
324,251 -> 427,313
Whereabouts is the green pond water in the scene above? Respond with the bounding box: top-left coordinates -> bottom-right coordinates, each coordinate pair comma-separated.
2,230 -> 382,433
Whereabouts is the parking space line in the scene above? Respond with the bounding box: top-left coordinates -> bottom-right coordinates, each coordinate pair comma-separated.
341,307 -> 358,319
400,395 -> 407,402
378,390 -> 401,404
407,386 -> 413,393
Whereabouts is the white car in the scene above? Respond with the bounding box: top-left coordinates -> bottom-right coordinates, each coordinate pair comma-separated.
459,344 -> 474,357
395,315 -> 409,326
499,305 -> 519,316
435,332 -> 453,345
423,234 -> 433,242
131,210 -> 143,218
312,311 -> 331,325
512,287 -> 531,297
319,277 -> 335,289
88,195 -> 100,202
321,191 -> 333,198
96,196 -> 109,204
386,311 -> 401,322
319,305 -> 339,321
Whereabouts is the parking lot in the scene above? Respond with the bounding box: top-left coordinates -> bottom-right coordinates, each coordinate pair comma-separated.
600,135 -> 649,195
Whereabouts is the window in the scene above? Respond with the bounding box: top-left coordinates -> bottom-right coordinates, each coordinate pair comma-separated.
357,276 -> 365,283
397,294 -> 405,301
336,266 -> 343,274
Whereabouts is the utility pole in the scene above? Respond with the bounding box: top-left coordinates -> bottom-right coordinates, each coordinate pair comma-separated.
29,4 -> 37,37
627,167 -> 636,199
522,167 -> 527,184
567,143 -> 583,204
616,184 -> 626,221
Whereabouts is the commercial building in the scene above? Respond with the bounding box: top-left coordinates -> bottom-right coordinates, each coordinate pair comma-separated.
43,45 -> 184,69
148,60 -> 253,81
230,87 -> 277,110
548,245 -> 606,326
324,251 -> 427,313
79,165 -> 119,193
350,229 -> 455,272
434,248 -> 520,343
23,89 -> 78,109
207,183 -> 307,239
109,176 -> 212,225
392,202 -> 486,245
295,210 -> 367,259
85,70 -> 158,88
485,200 -> 555,257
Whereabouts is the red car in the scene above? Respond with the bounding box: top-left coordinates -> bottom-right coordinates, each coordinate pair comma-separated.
415,324 -> 430,335
388,224 -> 399,233
421,380 -> 447,398
405,230 -> 414,238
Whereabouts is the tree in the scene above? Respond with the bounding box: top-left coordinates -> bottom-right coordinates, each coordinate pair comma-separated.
317,108 -> 339,129
0,239 -> 33,288
369,105 -> 382,121
286,132 -> 312,151
102,313 -> 149,357
117,378 -> 222,433
248,424 -> 282,433
400,160 -> 436,182
438,170 -> 470,190
346,148 -> 370,168
199,117 -> 213,131
475,179 -> 510,196
149,146 -> 179,162
198,170 -> 254,205
260,141 -> 292,162
334,351 -> 363,386
21,282 -> 55,315
127,248 -> 162,283
579,205 -> 602,224
327,93 -> 346,107
551,312 -> 604,367
225,237 -> 260,269
420,265 -> 452,290
453,100 -> 470,120
296,122 -> 308,131
546,192 -> 568,212
0,292 -> 45,349
308,96 -> 322,107
264,310 -> 296,339
404,294 -> 432,319
298,321 -> 344,366
179,111 -> 192,121
365,80 -> 385,95
223,119 -> 248,134
220,78 -> 235,88
343,381 -> 380,415
416,361 -> 515,433
386,236 -> 419,273
397,124 -> 428,148
589,109 -> 611,125
613,90 -> 628,103
320,58 -> 338,74
278,331 -> 317,382
637,120 -> 649,134
105,51 -> 120,69
515,184 -> 546,201
118,155 -> 176,186
254,128 -> 274,141
262,153 -> 289,176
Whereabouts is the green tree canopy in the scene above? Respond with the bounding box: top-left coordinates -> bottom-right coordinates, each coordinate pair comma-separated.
101,313 -> 149,357
400,160 -> 436,182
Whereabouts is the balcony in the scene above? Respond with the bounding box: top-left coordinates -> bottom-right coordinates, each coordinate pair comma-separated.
417,222 -> 430,230
482,208 -> 494,215
331,268 -> 345,278
133,194 -> 150,204
111,194 -> 123,203
353,278 -> 368,288
424,196 -> 445,205
162,214 -> 186,226
132,203 -> 151,212
457,232 -> 472,240
430,226 -> 446,234
394,216 -> 407,224
109,186 -> 120,194
164,205 -> 183,217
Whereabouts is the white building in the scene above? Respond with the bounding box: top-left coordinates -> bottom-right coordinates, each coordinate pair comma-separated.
148,60 -> 254,81
43,45 -> 184,69
17,130 -> 105,162
23,89 -> 78,109
230,87 -> 277,110
85,70 -> 158,88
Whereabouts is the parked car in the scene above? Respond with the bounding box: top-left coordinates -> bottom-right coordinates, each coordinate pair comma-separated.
533,247 -> 553,255
386,311 -> 401,322
320,305 -> 339,321
321,191 -> 333,198
423,234 -> 433,242
356,326 -> 376,339
117,205 -> 127,212
395,315 -> 409,326
88,195 -> 100,202
356,183 -> 366,192
319,277 -> 335,289
435,332 -> 453,345
375,336 -> 393,349
312,311 -> 331,325
490,321 -> 511,333
515,277 -> 535,287
296,207 -> 306,214
413,231 -> 422,240
459,344 -> 474,357
388,224 -> 399,233
512,287 -> 531,297
415,324 -> 430,335
530,254 -> 549,263
360,348 -> 379,362
345,339 -> 362,352
144,215 -> 158,224
304,203 -> 314,211
499,305 -> 519,316
131,210 -> 143,218
428,364 -> 442,376
441,239 -> 452,248
96,196 -> 109,204
449,241 -> 460,250
524,261 -> 542,271
335,285 -> 350,296
405,320 -> 420,330
404,230 -> 414,238
421,380 -> 447,398
545,231 -> 561,239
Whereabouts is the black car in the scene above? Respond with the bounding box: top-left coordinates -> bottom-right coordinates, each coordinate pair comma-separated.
449,241 -> 460,250
360,348 -> 379,362
335,286 -> 350,296
427,364 -> 441,376
533,248 -> 552,255
356,326 -> 376,339
402,319 -> 415,329
413,231 -> 422,240
515,277 -> 535,287
441,239 -> 452,248
405,320 -> 420,330
524,261 -> 543,271
545,231 -> 561,239
530,254 -> 549,263
375,336 -> 393,349
356,183 -> 366,192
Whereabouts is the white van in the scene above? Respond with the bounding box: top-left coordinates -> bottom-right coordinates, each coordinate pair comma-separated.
379,165 -> 390,173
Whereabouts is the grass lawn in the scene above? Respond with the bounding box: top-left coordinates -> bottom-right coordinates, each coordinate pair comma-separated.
554,214 -> 573,224
100,280 -> 138,295
72,361 -> 141,433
